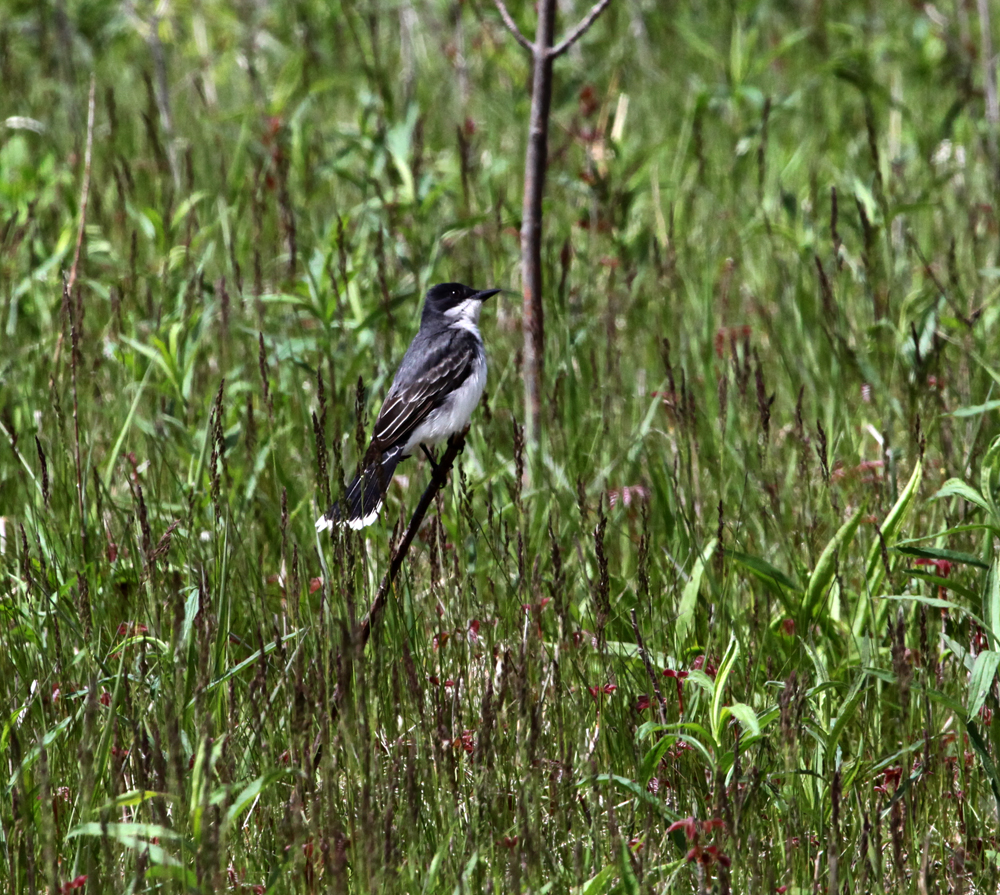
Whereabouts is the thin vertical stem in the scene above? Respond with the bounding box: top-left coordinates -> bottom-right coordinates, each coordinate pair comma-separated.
977,0 -> 1000,185
520,0 -> 557,445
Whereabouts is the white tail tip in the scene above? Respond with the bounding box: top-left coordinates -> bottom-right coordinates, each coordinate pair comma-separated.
346,504 -> 382,530
315,502 -> 382,533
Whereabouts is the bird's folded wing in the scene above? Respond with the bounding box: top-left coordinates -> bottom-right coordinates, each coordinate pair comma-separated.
370,341 -> 475,449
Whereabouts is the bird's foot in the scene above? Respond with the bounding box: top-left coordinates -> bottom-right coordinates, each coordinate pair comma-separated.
420,444 -> 440,473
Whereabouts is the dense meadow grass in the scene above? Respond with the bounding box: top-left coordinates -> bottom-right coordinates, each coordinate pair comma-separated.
3,0 -> 1000,891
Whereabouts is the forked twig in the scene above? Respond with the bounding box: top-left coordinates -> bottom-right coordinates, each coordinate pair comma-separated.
549,0 -> 613,58
493,0 -> 533,52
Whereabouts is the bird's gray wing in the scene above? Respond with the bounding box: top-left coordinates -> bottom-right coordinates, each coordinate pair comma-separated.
367,335 -> 476,453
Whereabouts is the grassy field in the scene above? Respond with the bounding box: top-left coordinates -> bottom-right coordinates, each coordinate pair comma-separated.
3,0 -> 1000,891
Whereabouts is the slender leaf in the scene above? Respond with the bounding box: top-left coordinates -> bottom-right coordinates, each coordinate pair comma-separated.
806,507 -> 863,616
675,538 -> 717,652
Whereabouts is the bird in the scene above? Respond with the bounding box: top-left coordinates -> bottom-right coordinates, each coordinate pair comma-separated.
316,282 -> 500,532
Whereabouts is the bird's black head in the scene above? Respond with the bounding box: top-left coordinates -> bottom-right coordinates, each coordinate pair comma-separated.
423,282 -> 500,317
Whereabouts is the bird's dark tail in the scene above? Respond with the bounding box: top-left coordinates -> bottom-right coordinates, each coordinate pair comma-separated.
315,445 -> 404,532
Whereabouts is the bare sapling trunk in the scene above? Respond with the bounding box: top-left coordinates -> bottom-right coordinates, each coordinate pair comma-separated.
494,0 -> 613,445
520,0 -> 556,445
976,0 -> 1000,188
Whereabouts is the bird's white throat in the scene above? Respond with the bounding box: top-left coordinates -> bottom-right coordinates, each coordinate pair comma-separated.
443,298 -> 483,335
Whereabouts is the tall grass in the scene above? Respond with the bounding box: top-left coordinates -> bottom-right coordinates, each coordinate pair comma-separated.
2,0 -> 1000,891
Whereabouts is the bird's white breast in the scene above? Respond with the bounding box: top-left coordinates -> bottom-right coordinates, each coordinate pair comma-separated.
404,352 -> 486,454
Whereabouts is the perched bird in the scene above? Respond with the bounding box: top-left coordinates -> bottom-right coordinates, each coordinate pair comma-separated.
316,282 -> 499,531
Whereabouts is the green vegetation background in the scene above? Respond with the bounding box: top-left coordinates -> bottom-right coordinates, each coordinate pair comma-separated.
3,0 -> 1000,891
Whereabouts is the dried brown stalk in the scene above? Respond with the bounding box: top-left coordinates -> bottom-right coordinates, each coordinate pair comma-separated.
329,430 -> 468,717
358,431 -> 467,647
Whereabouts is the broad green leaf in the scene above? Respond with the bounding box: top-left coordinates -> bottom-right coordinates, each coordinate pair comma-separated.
686,669 -> 716,695
387,108 -> 418,205
675,538 -> 717,653
724,702 -> 761,738
451,850 -> 478,895
68,821 -> 183,841
617,840 -> 641,895
880,595 -> 991,635
967,721 -> 1000,818
190,736 -> 227,837
896,545 -> 988,569
108,790 -> 171,809
574,864 -> 617,895
728,550 -> 801,592
178,586 -> 199,653
918,686 -> 967,716
905,571 -> 980,604
422,839 -> 449,895
144,864 -> 198,886
102,363 -> 154,488
987,558 -> 1000,645
203,629 -> 304,695
806,507 -> 863,616
588,774 -> 681,823
68,821 -> 184,868
636,721 -> 669,741
980,434 -> 1000,522
950,399 -> 1000,417
677,733 -> 716,766
8,717 -> 73,789
856,458 -> 923,637
674,17 -> 724,67
627,393 -> 667,464
638,721 -> 715,754
170,191 -> 207,231
931,478 -> 993,516
711,636 -> 739,744
639,735 -> 678,787
899,524 -> 998,543
224,769 -> 291,830
968,651 -> 1000,718
826,670 -> 869,760
943,635 -> 973,672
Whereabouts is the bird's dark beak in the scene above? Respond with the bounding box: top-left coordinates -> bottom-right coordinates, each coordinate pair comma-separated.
473,288 -> 501,302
